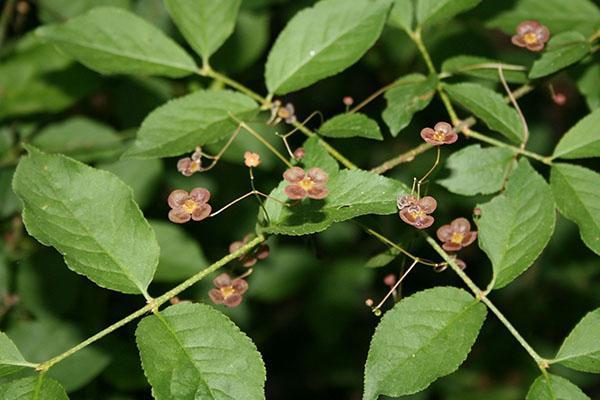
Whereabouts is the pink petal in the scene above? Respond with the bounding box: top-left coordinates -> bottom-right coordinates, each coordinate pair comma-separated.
168,190 -> 189,208
307,185 -> 328,200
191,203 -> 212,221
256,245 -> 270,260
208,289 -> 225,304
189,188 -> 211,204
177,158 -> 192,176
517,20 -> 539,35
229,240 -> 244,254
213,273 -> 232,288
418,196 -> 437,213
232,278 -> 248,295
451,217 -> 471,233
434,122 -> 453,134
399,208 -> 417,225
224,294 -> 243,307
511,35 -> 527,48
417,215 -> 434,229
462,231 -> 478,247
442,242 -> 462,252
535,25 -> 550,42
284,184 -> 307,200
397,194 -> 417,210
168,207 -> 191,224
283,166 -> 305,183
240,255 -> 257,268
444,132 -> 458,144
527,42 -> 545,52
436,224 -> 453,242
307,168 -> 329,184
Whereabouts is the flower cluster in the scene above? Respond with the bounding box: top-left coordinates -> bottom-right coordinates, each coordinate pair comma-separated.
229,234 -> 270,267
208,273 -> 248,308
511,20 -> 550,52
397,195 -> 437,229
167,188 -> 212,223
283,167 -> 329,200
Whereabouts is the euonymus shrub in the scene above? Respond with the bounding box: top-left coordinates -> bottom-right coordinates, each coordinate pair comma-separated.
0,0 -> 599,399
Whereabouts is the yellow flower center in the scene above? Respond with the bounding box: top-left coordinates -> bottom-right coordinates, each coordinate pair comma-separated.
433,130 -> 446,141
278,108 -> 291,119
523,32 -> 538,45
189,161 -> 201,173
410,209 -> 426,219
220,286 -> 236,299
450,232 -> 465,244
182,199 -> 197,214
299,177 -> 315,191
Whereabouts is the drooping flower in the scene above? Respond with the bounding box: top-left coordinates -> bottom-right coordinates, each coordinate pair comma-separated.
177,147 -> 202,176
283,166 -> 329,200
244,151 -> 261,168
268,100 -> 296,124
399,196 -> 437,229
208,273 -> 248,308
293,147 -> 305,160
436,217 -> 478,251
420,122 -> 458,145
229,234 -> 270,267
511,20 -> 550,52
434,257 -> 467,272
167,188 -> 212,224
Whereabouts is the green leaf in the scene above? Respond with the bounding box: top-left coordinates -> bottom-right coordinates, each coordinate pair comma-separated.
37,0 -> 130,23
262,170 -> 409,236
12,146 -> 159,295
476,159 -> 555,289
487,0 -> 600,35
529,31 -> 591,79
441,55 -> 528,83
98,159 -> 163,209
389,0 -> 414,33
526,374 -> 590,400
416,0 -> 481,27
265,0 -> 392,94
0,333 -> 30,377
555,308 -> 600,373
164,0 -> 241,62
7,319 -> 110,392
363,287 -> 486,399
382,73 -> 437,136
319,113 -> 383,140
31,117 -> 122,162
444,82 -> 523,144
438,144 -> 515,196
301,136 -> 340,176
576,63 -> 600,111
150,220 -> 208,283
552,109 -> 600,159
0,376 -> 68,400
136,303 -> 266,399
550,163 -> 600,255
364,248 -> 400,268
123,90 -> 258,159
36,7 -> 197,78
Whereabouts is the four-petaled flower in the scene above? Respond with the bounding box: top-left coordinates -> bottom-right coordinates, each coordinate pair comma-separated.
436,217 -> 478,251
420,122 -> 458,145
283,166 -> 329,200
269,100 -> 296,124
511,20 -> 550,52
208,273 -> 248,308
229,234 -> 270,267
167,188 -> 212,224
244,151 -> 261,168
398,196 -> 437,229
177,147 -> 202,177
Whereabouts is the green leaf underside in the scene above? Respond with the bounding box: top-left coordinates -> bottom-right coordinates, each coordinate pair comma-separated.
553,109 -> 600,159
441,55 -> 528,83
319,113 -> 383,140
136,303 -> 266,400
124,90 -> 258,159
476,159 -> 555,289
0,333 -> 28,377
526,374 -> 590,400
382,73 -> 437,136
262,170 -> 409,236
487,0 -> 600,35
444,82 -> 523,144
363,287 -> 486,399
555,308 -> 600,373
389,0 -> 413,32
164,0 -> 241,61
576,63 -> 600,111
416,0 -> 482,27
0,376 -> 68,400
550,163 -> 600,255
265,0 -> 392,94
36,7 -> 197,78
438,144 -> 515,196
12,146 -> 159,294
529,31 -> 591,79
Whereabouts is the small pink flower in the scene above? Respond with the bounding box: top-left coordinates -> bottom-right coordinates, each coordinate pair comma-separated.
167,188 -> 212,224
436,217 -> 478,251
244,151 -> 261,168
177,147 -> 202,176
293,147 -> 305,160
420,122 -> 458,145
208,273 -> 248,308
434,256 -> 467,272
229,234 -> 270,267
343,96 -> 354,106
511,20 -> 550,52
283,166 -> 329,200
399,196 -> 437,229
397,194 -> 418,210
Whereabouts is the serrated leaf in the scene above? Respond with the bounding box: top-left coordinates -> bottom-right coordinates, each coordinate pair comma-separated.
441,55 -> 528,83
164,0 -> 241,63
382,73 -> 437,136
389,0 -> 414,33
529,31 -> 591,79
135,303 -> 266,400
555,308 -> 600,373
37,0 -> 130,23
438,144 -> 515,196
363,287 -> 486,399
36,7 -> 197,78
123,90 -> 258,158
98,159 -> 163,209
444,82 -> 523,144
487,0 -> 600,35
526,374 -> 590,400
319,113 -> 383,140
0,376 -> 68,400
12,146 -> 159,295
550,163 -> 600,255
416,0 -> 481,27
0,333 -> 30,377
552,109 -> 600,159
265,0 -> 392,94
476,159 -> 555,289
262,169 -> 409,236
576,63 -> 600,111
150,220 -> 208,283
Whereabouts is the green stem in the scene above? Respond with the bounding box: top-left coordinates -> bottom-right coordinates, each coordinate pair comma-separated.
411,28 -> 436,75
36,235 -> 265,372
370,142 -> 433,174
202,67 -> 269,107
291,120 -> 358,169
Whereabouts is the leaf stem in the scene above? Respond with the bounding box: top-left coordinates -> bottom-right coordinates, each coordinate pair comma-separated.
36,235 -> 265,372
230,117 -> 293,168
201,67 -> 269,107
370,143 -> 433,174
